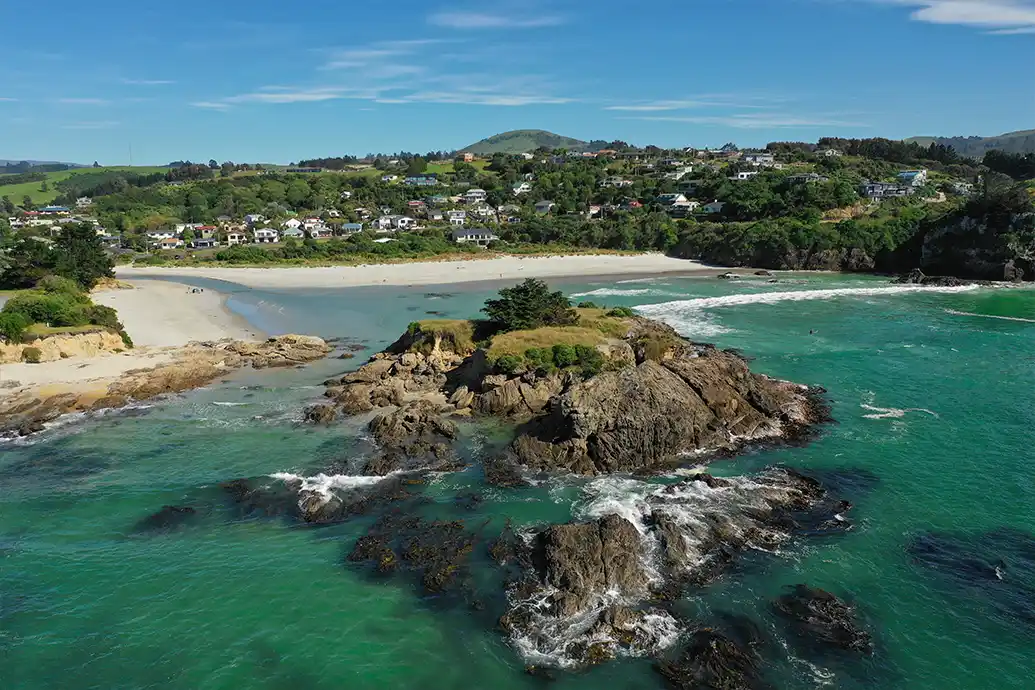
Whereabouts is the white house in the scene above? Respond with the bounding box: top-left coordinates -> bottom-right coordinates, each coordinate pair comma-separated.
601,176 -> 634,188
702,200 -> 726,214
302,217 -> 321,231
381,174 -> 398,183
469,202 -> 496,219
448,210 -> 467,227
452,228 -> 499,246
391,216 -> 417,230
520,152 -> 535,160
669,200 -> 700,217
817,148 -> 842,157
75,197 -> 93,209
374,216 -> 395,232
742,152 -> 776,166
309,226 -> 332,239
898,169 -> 929,187
657,193 -> 689,206
339,190 -> 353,200
146,231 -> 176,243
464,188 -> 488,203
254,228 -> 280,243
324,208 -> 342,218
281,227 -> 305,239
226,232 -> 248,246
729,171 -> 759,181
156,237 -> 184,250
282,218 -> 302,230
512,182 -> 533,195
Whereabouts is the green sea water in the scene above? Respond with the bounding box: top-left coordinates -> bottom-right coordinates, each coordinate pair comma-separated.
2,272 -> 1033,689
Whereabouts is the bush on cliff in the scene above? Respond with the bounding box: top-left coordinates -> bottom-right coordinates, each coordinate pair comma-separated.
482,279 -> 578,333
0,312 -> 29,341
0,277 -> 133,347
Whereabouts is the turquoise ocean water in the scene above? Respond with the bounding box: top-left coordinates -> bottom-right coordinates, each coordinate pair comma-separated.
2,272 -> 1033,689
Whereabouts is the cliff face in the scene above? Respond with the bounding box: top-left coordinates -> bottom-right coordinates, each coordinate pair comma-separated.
0,331 -> 126,364
918,211 -> 1035,281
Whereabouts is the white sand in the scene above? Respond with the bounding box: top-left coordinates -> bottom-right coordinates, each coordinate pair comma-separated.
93,280 -> 261,347
116,254 -> 709,289
0,349 -> 178,397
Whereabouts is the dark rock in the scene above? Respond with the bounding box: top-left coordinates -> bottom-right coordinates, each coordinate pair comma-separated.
135,505 -> 197,532
718,272 -> 741,280
483,456 -> 530,488
363,400 -> 461,475
656,629 -> 765,690
772,584 -> 873,653
337,352 -> 356,360
754,270 -> 773,276
894,268 -> 969,287
221,478 -> 300,519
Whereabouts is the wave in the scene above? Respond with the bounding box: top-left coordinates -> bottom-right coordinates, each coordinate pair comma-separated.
637,284 -> 980,315
569,287 -> 678,298
945,309 -> 1035,324
269,471 -> 393,500
211,401 -> 250,407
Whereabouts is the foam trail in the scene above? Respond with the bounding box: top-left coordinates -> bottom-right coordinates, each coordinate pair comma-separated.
945,309 -> 1035,324
269,472 -> 392,500
637,284 -> 980,314
860,404 -> 939,420
569,287 -> 675,298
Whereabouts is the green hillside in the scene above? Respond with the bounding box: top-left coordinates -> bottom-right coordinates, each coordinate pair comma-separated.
0,166 -> 168,206
905,129 -> 1035,158
460,129 -> 590,155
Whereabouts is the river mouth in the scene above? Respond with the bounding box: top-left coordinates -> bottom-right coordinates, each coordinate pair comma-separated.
3,274 -> 1034,690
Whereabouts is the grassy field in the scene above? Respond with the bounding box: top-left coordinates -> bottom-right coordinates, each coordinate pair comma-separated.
0,166 -> 169,206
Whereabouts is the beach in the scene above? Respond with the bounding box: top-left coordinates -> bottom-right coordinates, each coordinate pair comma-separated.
116,253 -> 709,289
1,280 -> 261,402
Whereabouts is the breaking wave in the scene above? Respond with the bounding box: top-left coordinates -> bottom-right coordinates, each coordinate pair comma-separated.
269,471 -> 393,500
569,287 -> 679,298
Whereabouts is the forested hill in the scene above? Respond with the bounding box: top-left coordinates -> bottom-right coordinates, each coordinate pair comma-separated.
461,130 -> 594,155
905,130 -> 1035,158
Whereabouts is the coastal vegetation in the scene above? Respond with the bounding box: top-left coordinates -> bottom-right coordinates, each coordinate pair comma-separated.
0,275 -> 132,346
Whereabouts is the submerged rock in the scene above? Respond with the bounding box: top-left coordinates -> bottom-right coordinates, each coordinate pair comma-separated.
135,505 -> 198,533
772,584 -> 872,653
656,629 -> 766,690
908,528 -> 1035,627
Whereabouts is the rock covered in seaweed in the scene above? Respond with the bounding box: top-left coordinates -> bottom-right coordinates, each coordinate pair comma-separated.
772,584 -> 872,653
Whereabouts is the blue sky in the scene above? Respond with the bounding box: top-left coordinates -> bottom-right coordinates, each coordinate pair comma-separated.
1,0 -> 1032,164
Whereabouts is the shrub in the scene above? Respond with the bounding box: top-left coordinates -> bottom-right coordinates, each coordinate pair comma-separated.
36,275 -> 87,298
0,312 -> 29,341
551,343 -> 578,368
482,279 -> 578,333
119,330 -> 134,349
606,306 -> 635,318
494,354 -> 524,375
523,347 -> 555,373
577,301 -> 600,309
85,304 -> 124,331
407,321 -> 422,335
575,344 -> 604,378
21,346 -> 42,363
2,291 -> 89,327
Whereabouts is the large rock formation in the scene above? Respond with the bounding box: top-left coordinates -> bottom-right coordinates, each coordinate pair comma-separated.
0,335 -> 331,438
772,584 -> 873,653
495,468 -> 853,667
316,317 -> 827,476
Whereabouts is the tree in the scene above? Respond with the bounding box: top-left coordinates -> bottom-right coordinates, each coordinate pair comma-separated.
40,181 -> 48,192
208,159 -> 219,169
406,157 -> 428,175
54,222 -> 115,288
93,161 -> 101,168
22,195 -> 33,209
182,228 -> 196,245
1,196 -> 13,214
482,279 -> 578,332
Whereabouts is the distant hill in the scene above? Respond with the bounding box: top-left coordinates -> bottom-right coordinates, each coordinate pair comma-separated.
460,130 -> 595,155
905,129 -> 1035,158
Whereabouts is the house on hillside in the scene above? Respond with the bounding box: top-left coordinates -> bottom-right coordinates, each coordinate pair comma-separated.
226,232 -> 248,246
194,238 -> 220,249
339,190 -> 353,200
195,225 -> 218,239
742,152 -> 776,167
381,174 -> 398,183
787,173 -> 829,185
897,169 -> 928,187
452,228 -> 498,246
156,237 -> 184,250
374,216 -> 395,232
448,210 -> 467,227
281,226 -> 305,240
657,193 -> 689,206
512,182 -> 533,195
244,214 -> 266,226
254,228 -> 280,243
38,206 -> 70,215
464,188 -> 488,203
405,175 -> 439,187
426,195 -> 449,206
535,200 -> 556,214
309,226 -> 332,239
392,216 -> 417,230
669,200 -> 700,217
702,200 -> 726,214
729,171 -> 758,181
282,218 -> 302,231
337,223 -> 364,236
860,181 -> 914,199
461,152 -> 475,162
520,152 -> 535,160
600,176 -> 634,188
951,181 -> 975,196
816,148 -> 842,157
76,197 -> 93,209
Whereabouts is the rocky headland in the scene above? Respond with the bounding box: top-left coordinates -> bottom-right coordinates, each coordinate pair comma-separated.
0,334 -> 330,438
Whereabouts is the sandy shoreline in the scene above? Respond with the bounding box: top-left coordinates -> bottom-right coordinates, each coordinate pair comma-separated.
116,254 -> 709,289
1,280 -> 264,401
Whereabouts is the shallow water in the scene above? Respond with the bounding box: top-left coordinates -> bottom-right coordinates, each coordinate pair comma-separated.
2,272 -> 1034,689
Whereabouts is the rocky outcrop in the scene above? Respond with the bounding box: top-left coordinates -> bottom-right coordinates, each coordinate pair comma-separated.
510,347 -> 826,475
496,468 -> 853,667
362,400 -> 462,475
0,335 -> 331,438
315,317 -> 826,477
917,207 -> 1035,282
656,628 -> 765,690
772,585 -> 873,653
893,268 -> 973,287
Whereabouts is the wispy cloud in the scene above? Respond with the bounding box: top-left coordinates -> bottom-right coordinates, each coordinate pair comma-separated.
191,101 -> 232,111
428,10 -> 565,29
623,113 -> 868,129
868,0 -> 1035,33
121,78 -> 175,86
192,86 -> 375,110
55,97 -> 110,105
0,97 -> 17,102
605,97 -> 776,112
61,120 -> 120,130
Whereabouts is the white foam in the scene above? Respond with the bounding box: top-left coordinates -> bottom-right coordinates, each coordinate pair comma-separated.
569,287 -> 678,298
860,403 -> 939,420
638,284 -> 980,314
212,401 -> 250,407
269,471 -> 392,500
946,309 -> 1035,324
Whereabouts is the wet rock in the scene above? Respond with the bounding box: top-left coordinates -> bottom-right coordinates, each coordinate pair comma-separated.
656,629 -> 765,690
337,352 -> 356,360
718,272 -> 741,280
772,584 -> 872,653
893,268 -> 970,287
135,505 -> 198,532
304,403 -> 337,425
347,509 -> 481,594
754,270 -> 773,276
221,477 -> 301,519
483,456 -> 530,488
